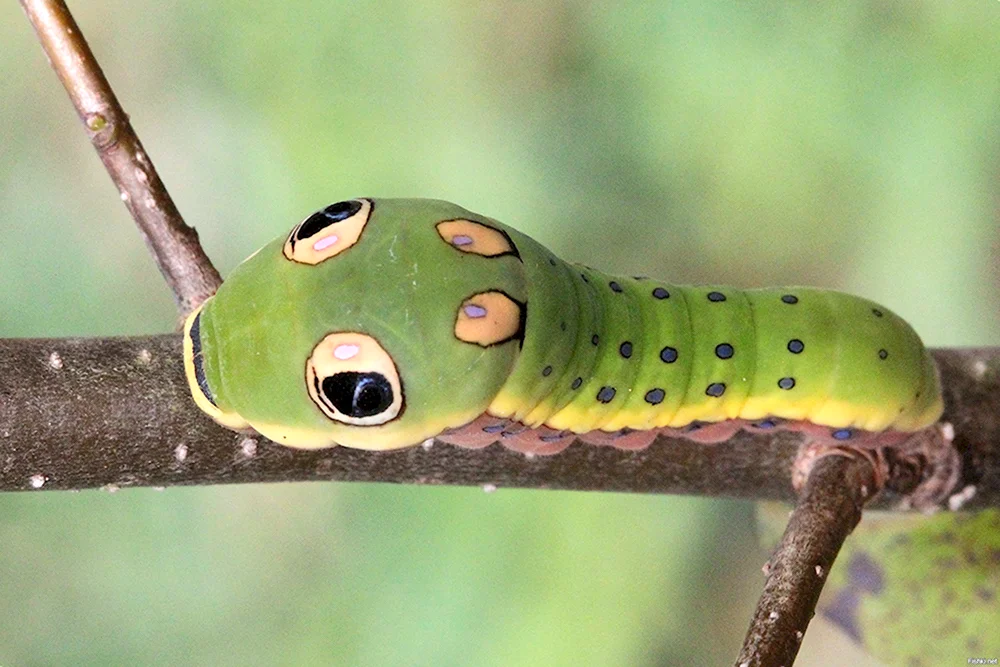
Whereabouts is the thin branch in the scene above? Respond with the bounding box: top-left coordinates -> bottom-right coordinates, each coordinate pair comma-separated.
735,453 -> 876,667
19,0 -> 222,317
0,338 -> 996,508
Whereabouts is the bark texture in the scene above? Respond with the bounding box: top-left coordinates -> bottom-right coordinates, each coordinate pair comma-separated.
0,337 -> 995,508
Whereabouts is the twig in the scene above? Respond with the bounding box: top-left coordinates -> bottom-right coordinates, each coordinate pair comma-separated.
0,338 -> 995,507
19,0 -> 222,317
735,453 -> 876,667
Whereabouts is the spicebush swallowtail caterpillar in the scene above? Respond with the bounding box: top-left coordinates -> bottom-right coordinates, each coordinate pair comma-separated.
183,198 -> 943,455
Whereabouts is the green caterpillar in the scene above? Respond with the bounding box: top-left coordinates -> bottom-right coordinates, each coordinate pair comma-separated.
183,198 -> 943,454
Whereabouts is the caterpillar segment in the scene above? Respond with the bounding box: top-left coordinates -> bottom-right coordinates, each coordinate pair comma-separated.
183,198 -> 943,454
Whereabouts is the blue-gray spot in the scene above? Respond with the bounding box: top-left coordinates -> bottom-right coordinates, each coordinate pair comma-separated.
597,386 -> 616,403
705,382 -> 726,397
452,235 -> 473,246
464,304 -> 487,318
833,429 -> 853,440
781,294 -> 798,304
652,287 -> 670,300
707,291 -> 726,302
788,339 -> 804,354
715,343 -> 734,359
660,346 -> 678,363
778,377 -> 796,390
644,388 -> 665,405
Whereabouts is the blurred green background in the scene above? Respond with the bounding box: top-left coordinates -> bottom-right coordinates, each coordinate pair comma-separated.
1,1 -> 998,665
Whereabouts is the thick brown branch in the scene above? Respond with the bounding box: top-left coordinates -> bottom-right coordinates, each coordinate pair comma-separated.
735,454 -> 876,667
0,338 -> 996,507
19,0 -> 222,317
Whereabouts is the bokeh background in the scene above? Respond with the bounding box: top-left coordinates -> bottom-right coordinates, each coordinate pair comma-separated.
2,1 -> 999,665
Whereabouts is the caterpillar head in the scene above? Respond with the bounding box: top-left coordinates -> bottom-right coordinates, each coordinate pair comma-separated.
184,198 -> 529,450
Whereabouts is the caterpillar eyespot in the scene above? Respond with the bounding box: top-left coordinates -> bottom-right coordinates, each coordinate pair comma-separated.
183,197 -> 944,453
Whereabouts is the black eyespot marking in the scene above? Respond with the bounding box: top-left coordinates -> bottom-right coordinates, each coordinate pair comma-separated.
542,365 -> 553,377
560,321 -> 567,331
781,294 -> 799,304
715,343 -> 734,360
787,339 -> 804,354
644,388 -> 665,405
548,258 -> 557,266
633,276 -> 648,281
596,386 -> 617,403
707,291 -> 726,303
878,349 -> 888,360
321,371 -> 393,418
188,311 -> 216,407
778,377 -> 796,390
660,346 -> 678,363
652,287 -> 670,299
705,382 -> 726,397
872,308 -> 884,318
571,377 -> 583,390
295,200 -> 362,243
609,281 -> 623,293
580,273 -> 589,283
619,342 -> 633,358
832,429 -> 853,441
685,421 -> 705,433
592,334 -> 600,346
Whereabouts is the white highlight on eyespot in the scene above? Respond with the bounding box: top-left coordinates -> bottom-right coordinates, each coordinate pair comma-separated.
421,438 -> 434,450
174,443 -> 189,462
103,483 -> 120,493
29,474 -> 46,489
48,351 -> 63,370
313,235 -> 339,251
464,304 -> 487,318
333,344 -> 360,360
482,483 -> 498,494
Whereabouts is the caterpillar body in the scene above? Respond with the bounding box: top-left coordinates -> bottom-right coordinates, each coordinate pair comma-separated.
183,198 -> 943,455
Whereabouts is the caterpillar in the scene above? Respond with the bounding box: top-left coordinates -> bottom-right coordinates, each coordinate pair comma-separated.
183,198 -> 943,455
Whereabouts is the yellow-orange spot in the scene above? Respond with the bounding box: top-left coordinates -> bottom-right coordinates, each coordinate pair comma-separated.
306,331 -> 403,426
283,198 -> 372,265
437,219 -> 515,257
454,292 -> 522,347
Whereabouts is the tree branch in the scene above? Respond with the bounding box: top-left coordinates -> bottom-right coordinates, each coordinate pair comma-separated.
19,0 -> 221,317
735,453 -> 875,667
0,337 -> 996,507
